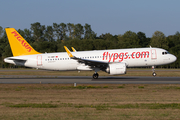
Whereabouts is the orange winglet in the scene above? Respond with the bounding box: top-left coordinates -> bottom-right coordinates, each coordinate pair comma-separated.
71,47 -> 76,52
64,46 -> 74,57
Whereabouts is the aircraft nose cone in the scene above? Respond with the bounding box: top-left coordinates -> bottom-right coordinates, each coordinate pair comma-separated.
171,55 -> 177,62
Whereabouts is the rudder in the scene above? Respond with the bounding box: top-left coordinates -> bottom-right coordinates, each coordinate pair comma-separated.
5,28 -> 40,56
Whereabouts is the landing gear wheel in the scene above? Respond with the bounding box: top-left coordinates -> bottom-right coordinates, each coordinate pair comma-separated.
152,66 -> 157,77
152,72 -> 157,77
93,73 -> 99,79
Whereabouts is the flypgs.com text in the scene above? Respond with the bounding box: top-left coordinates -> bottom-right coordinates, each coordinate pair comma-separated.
11,31 -> 33,52
103,51 -> 149,62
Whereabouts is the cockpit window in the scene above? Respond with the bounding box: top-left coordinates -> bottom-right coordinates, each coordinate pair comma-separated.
162,51 -> 169,55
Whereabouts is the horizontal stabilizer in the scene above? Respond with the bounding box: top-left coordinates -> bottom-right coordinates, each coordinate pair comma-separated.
4,57 -> 27,62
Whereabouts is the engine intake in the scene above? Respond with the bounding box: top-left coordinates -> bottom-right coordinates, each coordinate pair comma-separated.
106,63 -> 126,75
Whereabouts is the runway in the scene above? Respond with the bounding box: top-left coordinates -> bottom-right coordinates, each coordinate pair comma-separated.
0,76 -> 180,84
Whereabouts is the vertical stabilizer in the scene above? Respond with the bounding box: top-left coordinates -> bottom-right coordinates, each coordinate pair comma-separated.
5,28 -> 40,56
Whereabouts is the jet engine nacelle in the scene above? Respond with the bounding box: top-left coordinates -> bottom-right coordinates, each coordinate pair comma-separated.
106,63 -> 126,75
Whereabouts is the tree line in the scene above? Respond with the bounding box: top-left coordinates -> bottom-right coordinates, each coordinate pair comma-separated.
0,22 -> 179,68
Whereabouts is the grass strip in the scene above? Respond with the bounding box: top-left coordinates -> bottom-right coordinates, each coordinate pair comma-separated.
0,68 -> 180,77
7,103 -> 57,108
5,103 -> 180,109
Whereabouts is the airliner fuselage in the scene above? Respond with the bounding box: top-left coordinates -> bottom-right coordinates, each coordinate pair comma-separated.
5,47 -> 176,71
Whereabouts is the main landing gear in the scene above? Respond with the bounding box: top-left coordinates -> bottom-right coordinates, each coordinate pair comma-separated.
152,66 -> 157,77
93,72 -> 99,79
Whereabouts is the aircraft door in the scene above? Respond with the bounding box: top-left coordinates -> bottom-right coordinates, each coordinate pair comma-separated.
151,49 -> 157,59
37,55 -> 42,66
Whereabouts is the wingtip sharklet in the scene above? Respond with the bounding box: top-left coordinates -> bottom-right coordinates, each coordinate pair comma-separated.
71,47 -> 77,52
64,46 -> 74,57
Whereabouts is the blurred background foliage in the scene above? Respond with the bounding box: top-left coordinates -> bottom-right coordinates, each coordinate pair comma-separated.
0,22 -> 179,68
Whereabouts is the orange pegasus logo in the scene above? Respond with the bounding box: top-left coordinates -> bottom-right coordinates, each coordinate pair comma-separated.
11,31 -> 33,52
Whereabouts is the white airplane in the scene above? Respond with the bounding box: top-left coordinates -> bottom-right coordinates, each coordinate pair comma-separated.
4,28 -> 177,79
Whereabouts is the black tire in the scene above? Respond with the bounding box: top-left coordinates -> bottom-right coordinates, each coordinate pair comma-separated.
93,73 -> 99,79
152,72 -> 157,77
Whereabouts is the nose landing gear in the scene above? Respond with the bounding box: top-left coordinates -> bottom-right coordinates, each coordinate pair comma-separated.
93,72 -> 99,79
152,66 -> 157,77
152,72 -> 157,77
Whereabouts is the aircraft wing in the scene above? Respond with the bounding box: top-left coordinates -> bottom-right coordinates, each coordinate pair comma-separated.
64,46 -> 108,70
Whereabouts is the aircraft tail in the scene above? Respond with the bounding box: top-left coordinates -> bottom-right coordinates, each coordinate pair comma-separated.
5,28 -> 40,56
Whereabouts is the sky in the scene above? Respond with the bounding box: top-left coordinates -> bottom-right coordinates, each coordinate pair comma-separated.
0,0 -> 180,37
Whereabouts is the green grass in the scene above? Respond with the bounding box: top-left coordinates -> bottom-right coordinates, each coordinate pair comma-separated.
4,102 -> 180,109
118,86 -> 125,88
138,86 -> 144,89
2,84 -> 180,119
6,103 -> 57,108
3,84 -> 180,91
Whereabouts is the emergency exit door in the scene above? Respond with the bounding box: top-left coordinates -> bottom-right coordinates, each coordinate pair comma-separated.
37,55 -> 42,66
